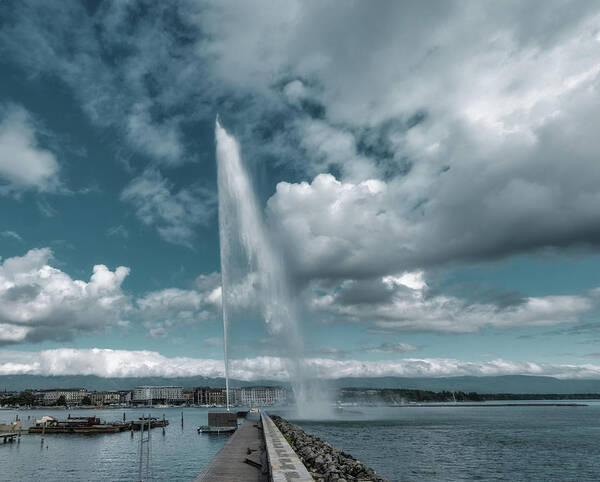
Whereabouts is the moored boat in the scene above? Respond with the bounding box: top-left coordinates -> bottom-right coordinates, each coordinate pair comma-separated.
197,425 -> 236,434
28,416 -> 122,434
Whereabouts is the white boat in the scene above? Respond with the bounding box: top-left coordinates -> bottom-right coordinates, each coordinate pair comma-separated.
197,425 -> 236,434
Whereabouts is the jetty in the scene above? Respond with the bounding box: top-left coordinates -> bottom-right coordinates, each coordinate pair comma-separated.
27,415 -> 168,434
197,411 -> 237,434
195,413 -> 312,482
1,433 -> 19,443
129,416 -> 169,431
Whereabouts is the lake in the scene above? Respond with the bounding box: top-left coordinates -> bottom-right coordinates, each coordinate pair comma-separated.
1,403 -> 599,481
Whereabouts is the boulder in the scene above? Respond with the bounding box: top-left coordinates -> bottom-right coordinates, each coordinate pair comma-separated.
271,415 -> 388,482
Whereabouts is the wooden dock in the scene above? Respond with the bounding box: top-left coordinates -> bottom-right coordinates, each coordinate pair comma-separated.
195,420 -> 268,481
1,433 -> 19,443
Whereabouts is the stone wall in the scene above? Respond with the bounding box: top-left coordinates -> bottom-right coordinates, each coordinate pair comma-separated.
271,415 -> 388,482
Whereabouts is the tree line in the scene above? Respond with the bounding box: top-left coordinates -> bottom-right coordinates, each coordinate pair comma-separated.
337,388 -> 600,403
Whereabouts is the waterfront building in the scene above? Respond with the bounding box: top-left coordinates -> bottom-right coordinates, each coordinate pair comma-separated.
240,386 -> 285,406
192,385 -> 286,406
35,388 -> 87,405
193,386 -> 240,406
119,390 -> 132,404
88,391 -> 121,406
132,386 -> 184,404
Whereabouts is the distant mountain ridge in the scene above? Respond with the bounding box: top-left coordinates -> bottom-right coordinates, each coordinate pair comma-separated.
1,374 -> 600,394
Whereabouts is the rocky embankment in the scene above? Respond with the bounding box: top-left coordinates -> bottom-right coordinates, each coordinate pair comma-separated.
271,415 -> 388,482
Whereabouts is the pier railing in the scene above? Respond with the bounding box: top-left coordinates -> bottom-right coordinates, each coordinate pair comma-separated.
261,413 -> 313,482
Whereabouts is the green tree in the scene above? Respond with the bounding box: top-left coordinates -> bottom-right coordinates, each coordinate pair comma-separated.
18,391 -> 35,406
56,395 -> 67,406
81,396 -> 92,405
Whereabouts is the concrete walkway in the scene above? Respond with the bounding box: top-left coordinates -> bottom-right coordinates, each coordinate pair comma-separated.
262,413 -> 313,482
195,419 -> 268,482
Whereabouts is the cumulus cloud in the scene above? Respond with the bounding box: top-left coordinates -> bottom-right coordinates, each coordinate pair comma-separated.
0,249 -> 131,344
121,169 -> 216,248
268,164 -> 600,281
309,272 -> 597,333
136,272 -> 221,337
3,1 -> 600,271
1,348 -> 600,380
3,1 -> 600,344
0,248 -> 220,343
0,104 -> 61,195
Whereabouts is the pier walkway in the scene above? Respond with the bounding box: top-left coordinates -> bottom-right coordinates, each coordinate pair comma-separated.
262,413 -> 313,482
1,433 -> 19,443
195,419 -> 268,481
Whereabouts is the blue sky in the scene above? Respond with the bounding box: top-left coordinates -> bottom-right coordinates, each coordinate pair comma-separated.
1,0 -> 600,380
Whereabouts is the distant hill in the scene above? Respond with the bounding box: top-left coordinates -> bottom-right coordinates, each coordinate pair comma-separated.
329,375 -> 600,393
1,374 -> 600,394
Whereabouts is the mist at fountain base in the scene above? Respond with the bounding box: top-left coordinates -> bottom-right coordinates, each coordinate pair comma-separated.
289,377 -> 336,420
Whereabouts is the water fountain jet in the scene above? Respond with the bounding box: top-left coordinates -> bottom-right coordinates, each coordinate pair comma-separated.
215,119 -> 328,418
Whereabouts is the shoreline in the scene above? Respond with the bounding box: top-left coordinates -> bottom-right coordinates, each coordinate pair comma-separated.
1,401 -> 593,411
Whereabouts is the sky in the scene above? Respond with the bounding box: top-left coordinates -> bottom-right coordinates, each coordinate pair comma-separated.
1,0 -> 600,381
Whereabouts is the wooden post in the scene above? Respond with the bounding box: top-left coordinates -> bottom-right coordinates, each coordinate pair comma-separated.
138,417 -> 144,481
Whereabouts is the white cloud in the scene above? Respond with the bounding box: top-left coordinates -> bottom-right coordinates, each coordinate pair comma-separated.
106,225 -> 129,239
0,3 -> 192,166
0,104 -> 61,195
3,2 -> 600,270
383,272 -> 427,291
126,101 -> 184,164
364,343 -> 419,354
136,272 -> 221,337
121,169 -> 216,248
310,274 -> 596,333
0,249 -> 221,343
268,174 -> 400,280
0,249 -> 131,344
1,348 -> 600,380
3,2 -> 600,344
0,231 -> 23,242
36,199 -> 58,217
268,158 -> 600,281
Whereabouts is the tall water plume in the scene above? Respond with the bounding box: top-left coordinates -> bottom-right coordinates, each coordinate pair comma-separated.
216,119 -> 325,417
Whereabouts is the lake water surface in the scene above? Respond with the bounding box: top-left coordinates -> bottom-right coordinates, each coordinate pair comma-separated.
1,403 -> 599,481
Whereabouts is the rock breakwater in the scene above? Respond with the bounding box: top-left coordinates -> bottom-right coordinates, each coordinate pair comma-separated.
271,415 -> 388,482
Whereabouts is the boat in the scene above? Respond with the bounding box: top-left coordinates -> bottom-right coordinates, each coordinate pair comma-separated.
27,415 -> 170,434
28,416 -> 122,434
197,425 -> 237,434
249,407 -> 260,413
128,416 -> 169,430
